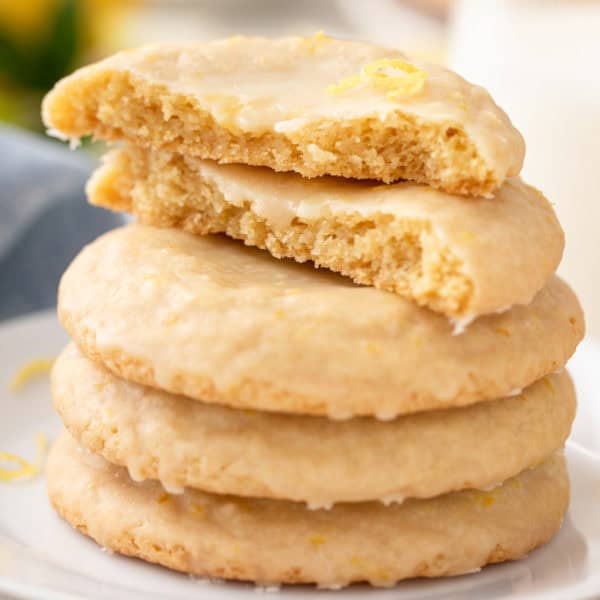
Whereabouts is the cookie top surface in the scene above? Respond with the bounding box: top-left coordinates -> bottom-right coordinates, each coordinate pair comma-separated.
58,225 -> 583,417
89,146 -> 563,318
43,36 -> 524,193
53,343 -> 575,505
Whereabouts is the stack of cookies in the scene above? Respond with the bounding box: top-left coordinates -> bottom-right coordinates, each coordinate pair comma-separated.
42,35 -> 584,588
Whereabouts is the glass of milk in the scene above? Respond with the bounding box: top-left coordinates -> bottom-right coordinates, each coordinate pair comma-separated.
448,0 -> 600,338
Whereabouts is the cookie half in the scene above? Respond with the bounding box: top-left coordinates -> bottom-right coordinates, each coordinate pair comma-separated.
88,146 -> 563,319
48,432 -> 569,588
58,225 -> 583,418
53,343 -> 575,506
42,35 -> 524,195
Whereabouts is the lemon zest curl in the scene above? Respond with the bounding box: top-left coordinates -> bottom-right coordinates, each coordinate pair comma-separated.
0,433 -> 47,482
9,358 -> 54,391
327,58 -> 427,99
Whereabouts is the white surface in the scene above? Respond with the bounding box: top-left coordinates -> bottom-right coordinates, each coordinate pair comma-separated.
448,0 -> 600,339
0,310 -> 599,600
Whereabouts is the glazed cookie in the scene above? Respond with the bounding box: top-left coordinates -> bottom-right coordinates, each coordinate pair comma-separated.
58,225 -> 583,418
53,343 -> 575,505
88,146 -> 563,318
42,35 -> 524,195
48,432 -> 569,587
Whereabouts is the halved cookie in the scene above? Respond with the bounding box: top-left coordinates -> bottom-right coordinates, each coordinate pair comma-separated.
58,225 -> 584,418
88,146 -> 562,318
48,432 -> 569,588
53,343 -> 575,506
42,35 -> 524,195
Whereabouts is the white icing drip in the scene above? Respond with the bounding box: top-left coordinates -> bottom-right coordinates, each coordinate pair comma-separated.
127,465 -> 145,483
45,127 -> 82,149
494,304 -> 512,314
46,127 -> 69,141
46,127 -> 81,149
374,408 -> 399,421
507,387 -> 522,397
477,481 -> 502,492
254,585 -> 281,593
380,494 -> 406,506
77,445 -> 109,470
451,314 -> 475,336
317,582 -> 346,590
161,480 -> 185,495
326,409 -> 354,422
306,500 -> 334,511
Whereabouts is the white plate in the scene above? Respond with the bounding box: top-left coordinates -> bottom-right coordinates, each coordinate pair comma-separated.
0,310 -> 599,600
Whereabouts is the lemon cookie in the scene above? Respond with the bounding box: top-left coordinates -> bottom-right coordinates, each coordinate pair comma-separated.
59,225 -> 583,418
59,225 -> 582,417
53,343 -> 575,505
48,432 -> 569,587
42,35 -> 524,195
88,146 -> 562,318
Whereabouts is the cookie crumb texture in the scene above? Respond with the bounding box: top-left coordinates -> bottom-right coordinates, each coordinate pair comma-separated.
42,36 -> 525,195
88,146 -> 563,318
48,432 -> 568,587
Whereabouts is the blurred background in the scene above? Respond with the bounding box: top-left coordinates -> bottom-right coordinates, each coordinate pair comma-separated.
1,0 -> 598,337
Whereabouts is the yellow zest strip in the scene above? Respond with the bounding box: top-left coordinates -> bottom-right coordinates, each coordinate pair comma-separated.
0,433 -> 47,482
9,358 -> 55,391
327,58 -> 427,99
303,30 -> 329,53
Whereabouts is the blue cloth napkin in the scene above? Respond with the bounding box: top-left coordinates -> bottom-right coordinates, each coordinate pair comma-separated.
0,126 -> 122,321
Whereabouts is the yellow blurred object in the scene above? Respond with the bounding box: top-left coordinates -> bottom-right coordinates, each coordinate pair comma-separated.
0,0 -> 134,48
0,0 -> 61,40
0,0 -> 137,131
9,358 -> 54,391
0,434 -> 48,482
83,0 -> 138,56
